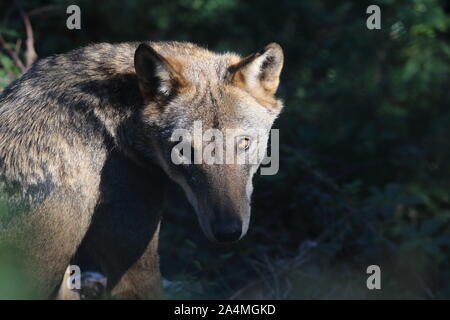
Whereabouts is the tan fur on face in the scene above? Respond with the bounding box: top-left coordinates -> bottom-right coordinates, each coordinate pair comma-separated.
228,43 -> 284,109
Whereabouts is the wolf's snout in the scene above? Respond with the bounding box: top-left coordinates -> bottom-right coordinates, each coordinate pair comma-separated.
210,215 -> 243,243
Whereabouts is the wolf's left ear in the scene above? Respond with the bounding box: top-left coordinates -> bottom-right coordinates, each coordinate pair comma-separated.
134,43 -> 186,101
230,43 -> 284,97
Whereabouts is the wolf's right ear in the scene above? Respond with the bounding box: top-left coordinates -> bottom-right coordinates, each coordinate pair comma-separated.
229,43 -> 284,99
134,43 -> 186,101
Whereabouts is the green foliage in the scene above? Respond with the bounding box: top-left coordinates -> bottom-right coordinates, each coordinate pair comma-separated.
0,243 -> 37,299
0,35 -> 22,88
0,0 -> 449,299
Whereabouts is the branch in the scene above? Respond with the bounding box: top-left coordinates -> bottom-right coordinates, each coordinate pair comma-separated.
28,5 -> 59,17
15,0 -> 37,69
14,38 -> 22,55
0,33 -> 26,73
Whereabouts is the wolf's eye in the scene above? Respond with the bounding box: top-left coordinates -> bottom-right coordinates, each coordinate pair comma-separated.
237,137 -> 251,151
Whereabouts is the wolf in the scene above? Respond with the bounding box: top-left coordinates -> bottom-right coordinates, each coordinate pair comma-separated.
0,40 -> 284,299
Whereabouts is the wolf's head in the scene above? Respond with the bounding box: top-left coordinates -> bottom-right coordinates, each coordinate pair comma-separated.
134,42 -> 284,243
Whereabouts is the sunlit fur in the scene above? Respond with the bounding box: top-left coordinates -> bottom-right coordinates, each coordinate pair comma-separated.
0,41 -> 284,299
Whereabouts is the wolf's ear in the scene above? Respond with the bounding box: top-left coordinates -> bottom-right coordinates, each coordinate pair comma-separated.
230,43 -> 284,97
134,43 -> 186,101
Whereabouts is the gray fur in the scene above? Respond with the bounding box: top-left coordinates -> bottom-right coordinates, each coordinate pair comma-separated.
0,41 -> 284,299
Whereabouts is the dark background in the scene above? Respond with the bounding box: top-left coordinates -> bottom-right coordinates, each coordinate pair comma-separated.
0,0 -> 449,299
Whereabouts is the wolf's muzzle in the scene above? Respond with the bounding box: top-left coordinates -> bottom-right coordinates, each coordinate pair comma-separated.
210,215 -> 243,243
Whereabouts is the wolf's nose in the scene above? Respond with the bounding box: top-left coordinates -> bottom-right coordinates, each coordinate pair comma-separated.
211,218 -> 242,243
